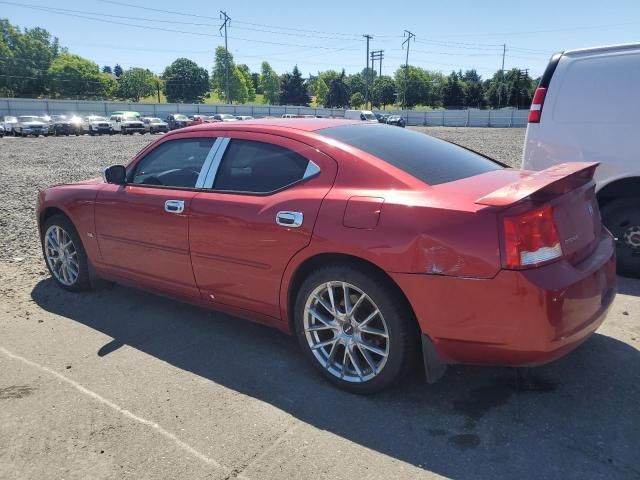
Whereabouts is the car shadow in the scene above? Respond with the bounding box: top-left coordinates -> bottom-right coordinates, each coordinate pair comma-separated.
31,278 -> 640,479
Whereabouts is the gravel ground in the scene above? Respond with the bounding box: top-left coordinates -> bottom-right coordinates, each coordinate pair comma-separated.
1,127 -> 638,480
0,127 -> 524,273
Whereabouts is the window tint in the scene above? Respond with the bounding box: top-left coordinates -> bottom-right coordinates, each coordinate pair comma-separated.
214,139 -> 310,193
131,138 -> 215,188
317,124 -> 502,185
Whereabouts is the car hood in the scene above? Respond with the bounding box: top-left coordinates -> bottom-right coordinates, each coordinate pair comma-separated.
21,121 -> 47,126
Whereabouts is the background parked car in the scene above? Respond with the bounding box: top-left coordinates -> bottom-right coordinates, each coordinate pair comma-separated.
49,115 -> 80,136
110,112 -> 146,135
523,42 -> 640,277
82,115 -> 112,135
374,113 -> 390,123
0,124 -> 4,137
15,115 -> 49,137
1,115 -> 18,135
236,115 -> 254,121
386,115 -> 406,127
142,117 -> 169,134
344,109 -> 378,122
166,114 -> 189,130
212,113 -> 239,122
186,115 -> 210,127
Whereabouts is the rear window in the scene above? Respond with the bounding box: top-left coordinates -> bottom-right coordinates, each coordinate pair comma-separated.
317,124 -> 502,185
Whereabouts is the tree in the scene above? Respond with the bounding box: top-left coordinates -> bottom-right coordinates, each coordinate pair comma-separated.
211,46 -> 236,102
442,71 -> 465,108
279,65 -> 310,106
314,77 -> 329,107
394,66 -> 430,108
371,76 -> 396,109
163,58 -> 209,103
349,92 -> 364,108
461,69 -> 484,108
117,67 -> 156,102
237,64 -> 256,102
113,64 -> 123,77
0,20 -> 61,97
47,52 -> 115,99
102,65 -> 112,74
326,70 -> 349,108
260,61 -> 280,105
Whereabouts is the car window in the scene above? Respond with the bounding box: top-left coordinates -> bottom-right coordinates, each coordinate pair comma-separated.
131,138 -> 216,188
317,123 -> 502,185
214,139 -> 310,193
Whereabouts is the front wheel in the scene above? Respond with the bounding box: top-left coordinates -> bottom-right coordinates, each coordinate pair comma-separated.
41,215 -> 92,291
295,265 -> 417,394
601,198 -> 640,278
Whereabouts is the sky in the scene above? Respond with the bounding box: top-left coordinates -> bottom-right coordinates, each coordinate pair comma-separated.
2,0 -> 640,80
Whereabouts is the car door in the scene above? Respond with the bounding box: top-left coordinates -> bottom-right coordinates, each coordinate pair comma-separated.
95,134 -> 221,299
189,131 -> 338,319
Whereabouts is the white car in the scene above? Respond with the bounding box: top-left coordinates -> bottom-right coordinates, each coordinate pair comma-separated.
83,115 -> 112,135
344,110 -> 378,122
522,43 -> 640,277
110,112 -> 146,135
15,115 -> 49,137
212,114 -> 238,122
1,115 -> 18,135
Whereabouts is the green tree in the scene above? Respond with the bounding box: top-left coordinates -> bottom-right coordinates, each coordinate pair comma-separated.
102,65 -> 112,74
113,64 -> 123,77
230,66 -> 249,104
314,77 -> 329,107
326,70 -> 349,108
259,61 -> 280,105
279,65 -> 310,106
211,46 -> 236,103
349,91 -> 364,108
442,71 -> 465,108
461,69 -> 484,108
47,52 -> 115,99
0,19 -> 61,97
117,67 -> 156,102
237,64 -> 256,102
163,58 -> 209,103
371,76 -> 396,109
394,66 -> 430,108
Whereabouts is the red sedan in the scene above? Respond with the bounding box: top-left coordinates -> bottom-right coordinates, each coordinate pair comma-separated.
37,119 -> 616,393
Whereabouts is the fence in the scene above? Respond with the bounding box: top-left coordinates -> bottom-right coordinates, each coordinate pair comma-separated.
0,98 -> 529,128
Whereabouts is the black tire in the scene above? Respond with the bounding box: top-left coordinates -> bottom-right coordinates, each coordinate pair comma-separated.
41,214 -> 92,292
294,263 -> 418,394
89,129 -> 95,136
601,198 -> 640,278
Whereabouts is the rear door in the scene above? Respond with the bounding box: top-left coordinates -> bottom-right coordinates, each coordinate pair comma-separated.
95,134 -> 220,298
189,132 -> 337,319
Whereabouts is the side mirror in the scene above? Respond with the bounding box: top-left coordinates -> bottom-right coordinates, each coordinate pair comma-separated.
103,165 -> 126,185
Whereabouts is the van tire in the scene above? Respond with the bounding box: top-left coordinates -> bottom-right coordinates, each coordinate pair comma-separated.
601,198 -> 640,278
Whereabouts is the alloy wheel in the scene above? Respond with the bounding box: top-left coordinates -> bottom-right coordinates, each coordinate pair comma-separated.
44,225 -> 80,286
303,281 -> 389,383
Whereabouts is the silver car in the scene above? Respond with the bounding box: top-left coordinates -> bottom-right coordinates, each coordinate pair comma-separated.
1,115 -> 18,135
15,116 -> 49,137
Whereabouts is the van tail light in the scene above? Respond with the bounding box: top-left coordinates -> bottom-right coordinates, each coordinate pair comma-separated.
503,205 -> 562,269
528,87 -> 547,123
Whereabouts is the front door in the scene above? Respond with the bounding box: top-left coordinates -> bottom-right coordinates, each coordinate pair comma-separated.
95,135 -> 219,298
189,132 -> 338,319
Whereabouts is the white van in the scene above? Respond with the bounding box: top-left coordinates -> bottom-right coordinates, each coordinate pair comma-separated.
344,110 -> 378,122
522,43 -> 640,277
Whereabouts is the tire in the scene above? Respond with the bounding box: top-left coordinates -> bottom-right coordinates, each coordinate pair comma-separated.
41,214 -> 92,292
89,130 -> 95,136
601,198 -> 640,278
294,264 -> 418,394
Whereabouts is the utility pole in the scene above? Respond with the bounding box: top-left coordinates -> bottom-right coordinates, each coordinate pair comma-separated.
401,30 -> 415,110
497,43 -> 506,108
515,68 -> 528,109
371,50 -> 384,77
363,34 -> 373,109
219,11 -> 231,104
156,79 -> 161,103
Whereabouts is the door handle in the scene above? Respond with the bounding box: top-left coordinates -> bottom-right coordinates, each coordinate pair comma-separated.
276,211 -> 303,228
164,200 -> 185,214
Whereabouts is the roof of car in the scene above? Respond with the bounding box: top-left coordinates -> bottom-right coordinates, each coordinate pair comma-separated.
182,117 -> 362,133
564,42 -> 640,56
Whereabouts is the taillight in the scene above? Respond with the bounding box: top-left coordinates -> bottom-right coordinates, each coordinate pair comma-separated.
503,205 -> 562,269
528,87 -> 547,123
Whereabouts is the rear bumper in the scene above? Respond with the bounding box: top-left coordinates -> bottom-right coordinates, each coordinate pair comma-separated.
390,229 -> 617,366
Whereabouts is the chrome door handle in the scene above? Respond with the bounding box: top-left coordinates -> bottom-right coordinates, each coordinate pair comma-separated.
164,200 -> 185,214
276,211 -> 303,228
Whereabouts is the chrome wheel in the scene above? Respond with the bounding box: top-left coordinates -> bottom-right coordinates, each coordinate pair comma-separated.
623,225 -> 640,249
44,225 -> 79,286
303,281 -> 389,383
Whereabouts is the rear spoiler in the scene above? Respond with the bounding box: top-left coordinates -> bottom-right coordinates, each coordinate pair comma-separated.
475,162 -> 599,207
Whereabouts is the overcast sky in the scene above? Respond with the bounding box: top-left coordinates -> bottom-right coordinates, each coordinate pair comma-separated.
4,0 -> 640,79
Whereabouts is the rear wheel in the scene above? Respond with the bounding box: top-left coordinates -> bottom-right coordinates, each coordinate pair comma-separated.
41,215 -> 92,291
601,198 -> 640,278
295,264 -> 417,394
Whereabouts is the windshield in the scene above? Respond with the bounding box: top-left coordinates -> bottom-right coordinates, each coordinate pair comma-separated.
18,116 -> 40,122
317,123 -> 502,186
150,118 -> 163,123
363,113 -> 376,120
174,115 -> 188,120
88,116 -> 107,121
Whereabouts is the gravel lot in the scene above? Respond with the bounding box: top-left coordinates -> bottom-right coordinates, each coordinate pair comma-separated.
1,127 -> 638,480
